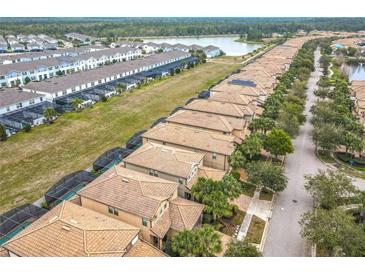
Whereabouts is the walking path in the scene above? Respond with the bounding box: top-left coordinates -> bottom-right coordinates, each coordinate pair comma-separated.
237,190 -> 272,241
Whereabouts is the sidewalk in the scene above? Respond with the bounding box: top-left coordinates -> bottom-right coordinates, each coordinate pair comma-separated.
237,190 -> 272,241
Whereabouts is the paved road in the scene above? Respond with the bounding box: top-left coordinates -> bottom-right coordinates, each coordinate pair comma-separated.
263,49 -> 365,257
263,49 -> 325,257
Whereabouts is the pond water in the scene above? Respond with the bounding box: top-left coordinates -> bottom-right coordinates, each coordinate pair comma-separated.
144,36 -> 262,56
347,63 -> 365,81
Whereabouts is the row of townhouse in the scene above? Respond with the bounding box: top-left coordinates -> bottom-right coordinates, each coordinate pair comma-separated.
65,32 -> 98,44
22,50 -> 190,100
112,40 -> 221,57
0,47 -> 142,87
0,51 -> 193,136
0,45 -> 106,65
0,37 -> 315,257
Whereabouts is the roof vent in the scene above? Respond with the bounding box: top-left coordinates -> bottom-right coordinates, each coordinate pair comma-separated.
122,178 -> 129,183
70,219 -> 78,224
62,225 -> 71,231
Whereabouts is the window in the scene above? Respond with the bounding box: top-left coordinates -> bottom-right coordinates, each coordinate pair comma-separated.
108,206 -> 119,216
149,169 -> 158,177
159,208 -> 162,215
164,204 -> 167,209
184,192 -> 192,200
212,153 -> 217,160
178,178 -> 186,185
16,102 -> 22,109
6,106 -> 10,112
29,99 -> 35,105
142,218 -> 148,227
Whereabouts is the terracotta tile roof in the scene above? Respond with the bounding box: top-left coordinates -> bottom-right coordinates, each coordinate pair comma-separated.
151,209 -> 171,239
125,239 -> 167,257
142,123 -> 236,156
210,80 -> 265,97
208,92 -> 254,106
3,201 -> 143,257
184,99 -> 255,118
78,166 -> 178,219
124,142 -> 204,178
167,109 -> 246,133
197,166 -> 227,182
0,247 -> 9,257
169,198 -> 204,231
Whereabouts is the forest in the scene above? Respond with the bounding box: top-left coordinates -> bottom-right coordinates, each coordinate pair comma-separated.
1,17 -> 365,38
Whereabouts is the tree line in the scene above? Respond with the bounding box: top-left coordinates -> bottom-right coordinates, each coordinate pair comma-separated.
1,17 -> 365,38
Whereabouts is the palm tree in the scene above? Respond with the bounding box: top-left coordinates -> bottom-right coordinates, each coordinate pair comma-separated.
71,98 -> 83,111
171,225 -> 221,257
43,108 -> 57,124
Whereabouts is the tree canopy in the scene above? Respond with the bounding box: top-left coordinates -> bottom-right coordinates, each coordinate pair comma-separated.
171,225 -> 222,257
224,240 -> 262,257
300,208 -> 365,256
246,161 -> 287,192
264,128 -> 294,158
304,170 -> 358,209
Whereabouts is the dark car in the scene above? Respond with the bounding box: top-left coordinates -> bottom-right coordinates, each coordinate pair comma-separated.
126,130 -> 147,150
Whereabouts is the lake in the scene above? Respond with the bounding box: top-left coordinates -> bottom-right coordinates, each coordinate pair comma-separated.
347,63 -> 365,81
144,36 -> 262,56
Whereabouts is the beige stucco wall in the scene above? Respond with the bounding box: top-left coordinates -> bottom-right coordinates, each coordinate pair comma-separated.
79,196 -> 156,244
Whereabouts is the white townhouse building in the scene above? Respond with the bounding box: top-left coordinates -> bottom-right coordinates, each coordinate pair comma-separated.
203,45 -> 221,58
10,43 -> 25,52
23,51 -> 191,101
0,88 -> 45,115
0,47 -> 141,87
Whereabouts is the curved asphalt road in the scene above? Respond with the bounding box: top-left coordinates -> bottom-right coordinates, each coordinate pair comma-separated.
263,49 -> 365,257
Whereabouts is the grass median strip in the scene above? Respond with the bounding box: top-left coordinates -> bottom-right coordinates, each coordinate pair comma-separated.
0,61 -> 240,213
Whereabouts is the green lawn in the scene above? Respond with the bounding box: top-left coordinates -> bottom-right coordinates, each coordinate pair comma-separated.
0,61 -> 240,213
259,188 -> 274,201
246,215 -> 266,244
241,182 -> 257,197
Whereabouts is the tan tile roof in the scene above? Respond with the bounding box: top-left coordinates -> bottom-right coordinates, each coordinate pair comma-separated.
184,99 -> 255,118
142,123 -> 236,156
197,166 -> 227,182
125,239 -> 168,257
124,142 -> 204,178
210,80 -> 265,97
3,201 -> 142,257
0,247 -> 9,257
78,166 -> 178,219
167,109 -> 246,133
209,92 -> 255,106
151,209 -> 171,238
169,198 -> 204,231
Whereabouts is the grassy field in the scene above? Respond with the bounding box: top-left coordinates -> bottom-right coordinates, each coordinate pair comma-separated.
0,61 -> 240,213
